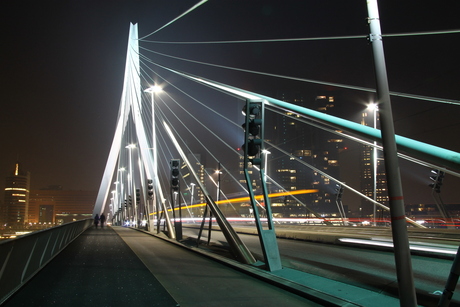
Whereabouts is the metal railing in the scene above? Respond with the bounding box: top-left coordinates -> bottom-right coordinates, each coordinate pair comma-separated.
0,219 -> 93,304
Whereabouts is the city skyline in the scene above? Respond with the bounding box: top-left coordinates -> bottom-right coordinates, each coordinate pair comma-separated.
1,161 -> 96,231
1,1 -> 459,208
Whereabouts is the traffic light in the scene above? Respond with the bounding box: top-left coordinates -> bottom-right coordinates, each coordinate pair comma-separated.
335,184 -> 344,200
147,179 -> 153,198
128,195 -> 132,207
124,199 -> 127,209
171,159 -> 180,191
429,170 -> 445,193
136,189 -> 140,204
242,100 -> 263,165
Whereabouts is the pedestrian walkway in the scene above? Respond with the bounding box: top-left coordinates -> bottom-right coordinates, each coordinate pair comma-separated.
3,226 -> 178,306
3,226 -> 320,307
112,227 -> 322,307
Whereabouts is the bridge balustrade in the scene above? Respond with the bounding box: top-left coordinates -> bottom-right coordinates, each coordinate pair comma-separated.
0,219 -> 93,304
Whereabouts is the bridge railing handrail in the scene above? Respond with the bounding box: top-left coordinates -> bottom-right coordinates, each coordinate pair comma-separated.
0,219 -> 93,304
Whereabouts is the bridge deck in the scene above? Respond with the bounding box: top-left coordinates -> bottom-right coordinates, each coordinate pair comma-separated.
3,226 -> 318,307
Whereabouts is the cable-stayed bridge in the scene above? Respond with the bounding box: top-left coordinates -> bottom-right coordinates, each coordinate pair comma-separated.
2,1 -> 460,306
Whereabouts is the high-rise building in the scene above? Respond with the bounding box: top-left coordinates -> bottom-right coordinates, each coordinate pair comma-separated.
180,153 -> 206,217
2,162 -> 31,228
360,108 -> 388,217
265,93 -> 345,217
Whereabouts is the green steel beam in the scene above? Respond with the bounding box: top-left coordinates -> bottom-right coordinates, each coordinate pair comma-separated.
169,69 -> 460,173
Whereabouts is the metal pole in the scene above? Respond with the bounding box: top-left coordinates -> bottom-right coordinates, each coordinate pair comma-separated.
217,162 -> 221,201
439,245 -> 460,307
164,122 -> 256,264
190,183 -> 195,221
367,1 -> 417,306
242,99 -> 282,271
373,107 -> 378,226
151,91 -> 160,234
128,146 -> 133,225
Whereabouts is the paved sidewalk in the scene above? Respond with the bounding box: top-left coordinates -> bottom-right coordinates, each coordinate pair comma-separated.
3,226 -> 178,306
4,226 -> 321,307
112,226 -> 320,307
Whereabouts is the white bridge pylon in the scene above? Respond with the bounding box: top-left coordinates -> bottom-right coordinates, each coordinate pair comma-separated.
92,23 -> 256,265
92,23 -> 173,235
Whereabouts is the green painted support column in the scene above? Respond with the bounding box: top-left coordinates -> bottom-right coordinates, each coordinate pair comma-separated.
242,99 -> 282,272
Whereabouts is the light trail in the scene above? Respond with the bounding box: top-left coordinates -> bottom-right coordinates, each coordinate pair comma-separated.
338,238 -> 458,256
150,189 -> 318,214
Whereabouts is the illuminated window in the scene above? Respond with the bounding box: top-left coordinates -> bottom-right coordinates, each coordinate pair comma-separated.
293,150 -> 312,157
5,188 -> 28,191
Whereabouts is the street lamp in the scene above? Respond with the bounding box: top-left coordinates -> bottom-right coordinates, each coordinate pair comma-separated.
118,167 -> 126,222
367,103 -> 379,226
125,144 -> 136,224
113,182 -> 119,225
111,190 -> 116,217
262,149 -> 271,182
144,85 -> 162,176
144,84 -> 162,231
190,183 -> 196,220
215,163 -> 222,202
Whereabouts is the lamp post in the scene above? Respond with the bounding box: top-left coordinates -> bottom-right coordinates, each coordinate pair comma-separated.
190,182 -> 195,220
367,103 -> 378,226
114,181 -> 120,224
111,190 -> 116,218
215,163 -> 222,215
126,144 -> 136,224
215,163 -> 222,202
118,167 -> 125,223
144,85 -> 162,230
262,149 -> 271,183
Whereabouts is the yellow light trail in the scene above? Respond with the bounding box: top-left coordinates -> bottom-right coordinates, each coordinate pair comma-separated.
150,189 -> 318,215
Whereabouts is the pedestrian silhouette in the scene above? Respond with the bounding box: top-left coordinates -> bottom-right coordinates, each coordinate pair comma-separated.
100,213 -> 106,228
94,214 -> 100,228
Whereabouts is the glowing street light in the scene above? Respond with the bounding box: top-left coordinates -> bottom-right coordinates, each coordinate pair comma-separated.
262,149 -> 271,182
190,183 -> 196,219
125,144 -> 136,223
144,84 -> 163,233
215,163 -> 222,202
118,167 -> 126,221
144,85 -> 162,94
367,103 -> 379,226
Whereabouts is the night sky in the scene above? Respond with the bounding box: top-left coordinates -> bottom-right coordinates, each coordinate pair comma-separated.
1,1 -> 459,206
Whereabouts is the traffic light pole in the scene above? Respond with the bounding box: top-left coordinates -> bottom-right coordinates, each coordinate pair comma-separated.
171,159 -> 183,240
242,98 -> 282,272
164,122 -> 256,265
429,170 -> 450,221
